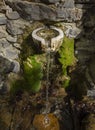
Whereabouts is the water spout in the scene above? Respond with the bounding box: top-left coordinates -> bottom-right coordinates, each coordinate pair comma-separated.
32,25 -> 64,128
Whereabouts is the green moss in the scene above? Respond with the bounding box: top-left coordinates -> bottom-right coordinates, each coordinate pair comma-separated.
23,55 -> 43,92
10,55 -> 43,94
58,36 -> 76,88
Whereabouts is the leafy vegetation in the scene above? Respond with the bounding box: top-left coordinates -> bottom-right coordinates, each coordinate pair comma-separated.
58,36 -> 76,88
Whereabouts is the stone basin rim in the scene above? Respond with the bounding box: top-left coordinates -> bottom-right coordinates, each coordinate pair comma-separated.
32,26 -> 64,51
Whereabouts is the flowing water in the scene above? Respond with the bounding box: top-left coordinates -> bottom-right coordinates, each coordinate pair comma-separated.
43,41 -> 51,126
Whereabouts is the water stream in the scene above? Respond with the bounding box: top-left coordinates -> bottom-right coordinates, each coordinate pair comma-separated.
43,42 -> 51,127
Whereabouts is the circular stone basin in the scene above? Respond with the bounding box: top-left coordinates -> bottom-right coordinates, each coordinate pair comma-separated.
32,26 -> 64,51
37,29 -> 59,41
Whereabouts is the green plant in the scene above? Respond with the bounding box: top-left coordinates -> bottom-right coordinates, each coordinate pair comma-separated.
10,55 -> 43,94
23,55 -> 43,92
58,36 -> 76,88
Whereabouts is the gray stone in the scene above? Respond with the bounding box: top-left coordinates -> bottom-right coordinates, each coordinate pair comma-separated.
0,55 -> 14,74
0,39 -> 10,48
5,1 -> 61,21
6,11 -> 20,20
5,0 -> 83,22
0,32 -> 6,39
37,0 -> 74,6
6,20 -> 23,36
6,35 -> 17,43
65,26 -> 81,38
0,39 -> 20,60
14,1 -> 56,21
56,8 -> 82,22
63,0 -> 74,8
5,48 -> 19,60
0,14 -> 7,25
12,60 -> 20,73
13,43 -> 21,50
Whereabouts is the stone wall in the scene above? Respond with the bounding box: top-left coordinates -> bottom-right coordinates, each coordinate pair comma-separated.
0,1 -> 95,130
0,0 -> 95,96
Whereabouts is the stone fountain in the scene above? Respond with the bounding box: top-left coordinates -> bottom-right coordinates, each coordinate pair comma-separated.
32,26 -> 64,130
32,26 -> 64,52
